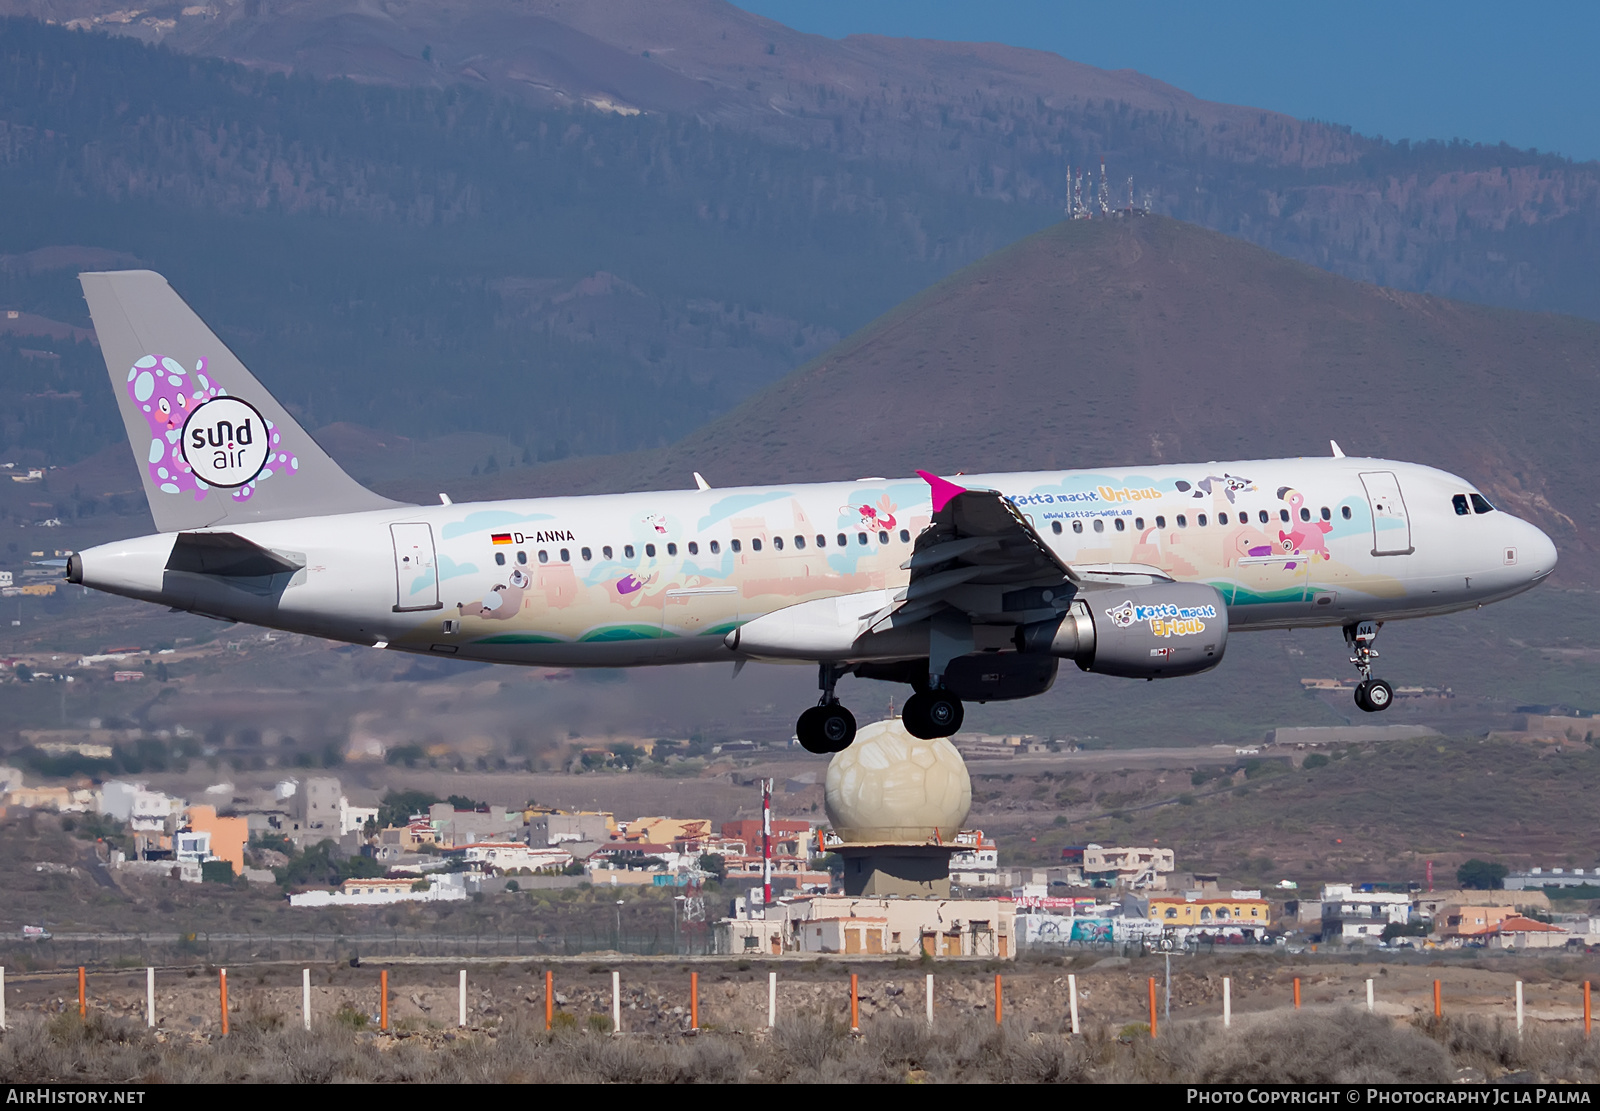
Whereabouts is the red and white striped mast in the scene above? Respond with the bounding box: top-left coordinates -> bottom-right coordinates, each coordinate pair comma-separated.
762,777 -> 773,907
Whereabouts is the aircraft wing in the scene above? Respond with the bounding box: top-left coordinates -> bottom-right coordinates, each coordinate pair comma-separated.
866,471 -> 1080,633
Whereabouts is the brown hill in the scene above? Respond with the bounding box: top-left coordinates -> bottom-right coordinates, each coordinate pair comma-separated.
439,214 -> 1600,578
16,0 -> 1600,321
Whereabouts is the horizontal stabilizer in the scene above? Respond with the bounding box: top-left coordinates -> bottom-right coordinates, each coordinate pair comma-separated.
165,531 -> 304,578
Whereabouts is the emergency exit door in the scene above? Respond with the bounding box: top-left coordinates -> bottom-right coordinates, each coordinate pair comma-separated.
391,522 -> 442,611
1359,471 -> 1415,556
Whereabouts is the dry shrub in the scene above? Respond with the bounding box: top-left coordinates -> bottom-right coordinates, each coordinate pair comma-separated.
1189,1009 -> 1452,1084
1414,1014 -> 1600,1082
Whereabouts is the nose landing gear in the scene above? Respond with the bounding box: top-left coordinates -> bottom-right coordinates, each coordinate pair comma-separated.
795,663 -> 857,754
1345,621 -> 1393,713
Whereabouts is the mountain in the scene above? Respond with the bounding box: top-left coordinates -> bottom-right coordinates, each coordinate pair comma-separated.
12,0 -> 1600,324
452,214 -> 1600,579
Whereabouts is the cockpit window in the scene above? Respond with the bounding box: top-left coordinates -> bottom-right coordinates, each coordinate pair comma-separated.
1471,493 -> 1495,514
1452,494 -> 1470,516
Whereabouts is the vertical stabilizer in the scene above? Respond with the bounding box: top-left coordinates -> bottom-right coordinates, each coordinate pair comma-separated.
80,270 -> 406,533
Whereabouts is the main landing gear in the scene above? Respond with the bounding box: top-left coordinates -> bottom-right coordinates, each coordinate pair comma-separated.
1345,621 -> 1394,714
795,663 -> 857,755
902,689 -> 964,740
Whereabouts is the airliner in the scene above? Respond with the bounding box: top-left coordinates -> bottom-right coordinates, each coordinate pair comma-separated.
67,272 -> 1557,753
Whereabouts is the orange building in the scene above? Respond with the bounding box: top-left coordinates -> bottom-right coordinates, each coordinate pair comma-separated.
1439,905 -> 1517,938
183,804 -> 247,875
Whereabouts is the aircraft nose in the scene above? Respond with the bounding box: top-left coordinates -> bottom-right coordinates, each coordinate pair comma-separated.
1517,517 -> 1558,583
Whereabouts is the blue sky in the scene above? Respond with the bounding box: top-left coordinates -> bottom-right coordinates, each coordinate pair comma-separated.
734,1 -> 1600,164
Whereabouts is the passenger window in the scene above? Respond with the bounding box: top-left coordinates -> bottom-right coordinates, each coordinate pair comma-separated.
666,543 -> 677,556
1155,515 -> 1166,529
494,552 -> 506,566
1320,507 -> 1331,521
1051,521 -> 1062,535
731,539 -> 741,553
1197,514 -> 1207,527
602,546 -> 612,560
1218,512 -> 1228,525
794,535 -> 805,550
1135,517 -> 1144,530
624,544 -> 635,559
751,538 -> 762,552
560,548 -> 570,563
645,544 -> 656,557
899,530 -> 910,543
1114,518 -> 1125,532
1258,510 -> 1269,525
1176,515 -> 1187,528
1300,507 -> 1311,522
1340,507 -> 1352,521
538,550 -> 549,564
517,550 -> 528,565
837,533 -> 847,547
773,537 -> 784,551
709,540 -> 720,554
816,535 -> 826,548
687,541 -> 698,555
1092,519 -> 1104,533
857,533 -> 868,545
581,547 -> 591,561
1072,521 -> 1083,534
1471,494 -> 1495,514
1279,509 -> 1290,523
880,530 -> 889,544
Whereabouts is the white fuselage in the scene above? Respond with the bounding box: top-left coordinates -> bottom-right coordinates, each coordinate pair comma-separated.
72,457 -> 1557,668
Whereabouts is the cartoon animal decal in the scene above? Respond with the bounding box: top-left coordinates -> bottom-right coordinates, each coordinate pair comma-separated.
841,495 -> 898,531
1105,599 -> 1137,628
458,568 -> 530,620
1276,486 -> 1333,567
643,513 -> 668,534
614,572 -> 654,597
127,355 -> 297,501
1175,473 -> 1255,504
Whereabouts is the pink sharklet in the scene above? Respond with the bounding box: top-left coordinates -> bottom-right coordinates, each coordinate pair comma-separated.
917,469 -> 967,513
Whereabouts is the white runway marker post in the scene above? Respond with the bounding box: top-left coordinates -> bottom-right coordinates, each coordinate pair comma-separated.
1068,973 -> 1080,1035
302,968 -> 311,1031
1367,979 -> 1374,1013
1516,981 -> 1524,1036
459,970 -> 467,1028
1223,977 -> 1231,1028
1,965 -> 6,1031
768,972 -> 776,1029
612,971 -> 621,1034
926,973 -> 935,1027
146,967 -> 155,1027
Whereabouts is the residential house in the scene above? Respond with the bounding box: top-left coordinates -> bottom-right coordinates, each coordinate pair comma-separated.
182,805 -> 248,874
1439,904 -> 1518,940
1320,883 -> 1413,941
1487,916 -> 1570,950
1061,844 -> 1177,889
949,831 -> 999,887
1147,893 -> 1272,933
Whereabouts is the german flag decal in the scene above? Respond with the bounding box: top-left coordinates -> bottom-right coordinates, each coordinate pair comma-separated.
491,533 -> 513,545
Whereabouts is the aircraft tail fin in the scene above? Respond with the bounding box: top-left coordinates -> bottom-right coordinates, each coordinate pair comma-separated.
80,270 -> 405,533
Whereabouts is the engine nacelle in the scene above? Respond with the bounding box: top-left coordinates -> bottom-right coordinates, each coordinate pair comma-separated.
1016,582 -> 1228,679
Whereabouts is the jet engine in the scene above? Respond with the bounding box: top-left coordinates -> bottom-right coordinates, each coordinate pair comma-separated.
1016,582 -> 1228,679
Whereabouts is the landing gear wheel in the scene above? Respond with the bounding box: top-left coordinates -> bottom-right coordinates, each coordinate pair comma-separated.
796,704 -> 857,753
1355,678 -> 1393,714
902,690 -> 964,739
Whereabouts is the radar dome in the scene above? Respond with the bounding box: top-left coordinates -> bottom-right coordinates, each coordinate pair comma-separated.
824,719 -> 971,843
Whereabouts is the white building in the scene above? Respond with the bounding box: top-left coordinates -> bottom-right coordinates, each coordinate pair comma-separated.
718,895 -> 1017,958
100,780 -> 184,832
949,831 -> 998,886
288,873 -> 469,907
339,798 -> 379,836
461,842 -> 573,873
1320,883 -> 1413,941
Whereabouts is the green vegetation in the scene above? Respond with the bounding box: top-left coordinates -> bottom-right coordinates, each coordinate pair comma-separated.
200,860 -> 236,885
1457,860 -> 1509,890
377,790 -> 441,829
274,839 -> 383,888
697,854 -> 726,883
1302,754 -> 1330,770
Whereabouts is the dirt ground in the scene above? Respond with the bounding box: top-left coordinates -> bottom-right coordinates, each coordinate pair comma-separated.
5,951 -> 1595,1039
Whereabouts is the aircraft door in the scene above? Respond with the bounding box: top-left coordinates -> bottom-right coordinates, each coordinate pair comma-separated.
391,522 -> 442,612
1359,471 -> 1415,556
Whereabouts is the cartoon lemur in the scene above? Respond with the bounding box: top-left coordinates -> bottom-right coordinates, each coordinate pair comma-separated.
458,568 -> 530,620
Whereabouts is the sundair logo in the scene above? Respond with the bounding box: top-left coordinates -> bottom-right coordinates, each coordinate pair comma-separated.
181,397 -> 271,488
